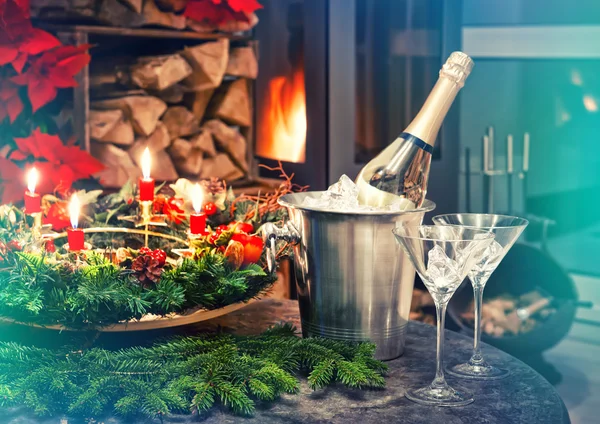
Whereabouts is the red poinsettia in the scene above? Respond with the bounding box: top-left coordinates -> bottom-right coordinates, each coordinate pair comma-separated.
0,79 -> 23,123
0,157 -> 24,204
185,0 -> 262,25
11,129 -> 104,194
11,44 -> 91,112
0,0 -> 60,73
163,197 -> 186,224
43,200 -> 70,231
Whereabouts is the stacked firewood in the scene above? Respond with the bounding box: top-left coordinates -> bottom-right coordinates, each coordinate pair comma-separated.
410,288 -> 436,326
31,0 -> 258,32
89,39 -> 258,187
460,291 -> 556,337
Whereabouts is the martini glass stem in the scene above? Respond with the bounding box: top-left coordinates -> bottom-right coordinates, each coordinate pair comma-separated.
432,301 -> 449,388
471,284 -> 485,364
469,275 -> 490,367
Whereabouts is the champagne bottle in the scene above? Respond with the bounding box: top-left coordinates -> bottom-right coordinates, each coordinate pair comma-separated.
356,51 -> 474,209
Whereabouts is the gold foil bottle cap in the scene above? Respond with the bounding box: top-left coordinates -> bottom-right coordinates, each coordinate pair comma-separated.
440,51 -> 474,88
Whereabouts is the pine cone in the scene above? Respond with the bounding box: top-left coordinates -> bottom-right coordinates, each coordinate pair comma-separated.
201,177 -> 226,195
132,255 -> 163,287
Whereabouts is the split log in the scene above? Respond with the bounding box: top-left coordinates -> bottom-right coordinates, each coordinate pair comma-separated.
129,122 -> 172,161
181,39 -> 229,91
122,0 -> 143,13
161,106 -> 200,139
216,12 -> 259,33
190,131 -> 217,157
203,119 -> 248,172
129,124 -> 178,181
209,78 -> 251,127
143,0 -> 186,29
169,138 -> 204,175
186,18 -> 217,34
93,96 -> 167,136
89,109 -> 123,140
98,0 -> 145,27
199,153 -> 244,181
91,142 -> 141,187
184,89 -> 214,120
130,55 -> 192,91
99,117 -> 135,146
155,0 -> 187,12
226,47 -> 258,79
151,84 -> 186,104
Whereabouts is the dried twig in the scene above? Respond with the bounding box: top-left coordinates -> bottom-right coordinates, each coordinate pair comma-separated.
231,162 -> 308,222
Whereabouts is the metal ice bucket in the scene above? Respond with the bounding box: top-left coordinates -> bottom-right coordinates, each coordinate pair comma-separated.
263,192 -> 435,360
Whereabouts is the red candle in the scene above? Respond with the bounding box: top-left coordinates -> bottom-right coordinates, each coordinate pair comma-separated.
190,183 -> 206,235
67,228 -> 85,251
139,178 -> 155,202
68,194 -> 85,251
139,147 -> 155,202
24,192 -> 41,214
190,213 -> 206,235
24,168 -> 41,214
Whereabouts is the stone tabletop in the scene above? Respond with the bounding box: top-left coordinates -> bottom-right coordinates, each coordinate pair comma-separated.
2,298 -> 570,424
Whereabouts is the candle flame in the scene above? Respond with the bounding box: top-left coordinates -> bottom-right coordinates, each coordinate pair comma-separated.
192,183 -> 203,214
141,147 -> 151,179
69,194 -> 80,229
27,168 -> 38,194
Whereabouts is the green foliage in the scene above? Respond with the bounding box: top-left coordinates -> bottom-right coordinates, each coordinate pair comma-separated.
0,325 -> 386,420
0,249 -> 276,329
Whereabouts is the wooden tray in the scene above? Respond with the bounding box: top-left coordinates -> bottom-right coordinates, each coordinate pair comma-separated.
1,299 -> 256,332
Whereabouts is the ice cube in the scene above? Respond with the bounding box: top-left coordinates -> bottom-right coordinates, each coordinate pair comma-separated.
302,194 -> 332,209
327,174 -> 359,200
468,240 -> 505,280
426,245 -> 462,292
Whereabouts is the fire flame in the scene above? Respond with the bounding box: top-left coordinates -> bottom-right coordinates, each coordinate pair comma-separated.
258,67 -> 306,163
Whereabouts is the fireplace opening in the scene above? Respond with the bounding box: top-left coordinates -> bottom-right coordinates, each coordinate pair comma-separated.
256,65 -> 306,163
255,0 -> 307,167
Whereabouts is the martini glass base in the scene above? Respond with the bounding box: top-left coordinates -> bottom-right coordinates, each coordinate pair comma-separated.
405,384 -> 474,407
446,362 -> 510,380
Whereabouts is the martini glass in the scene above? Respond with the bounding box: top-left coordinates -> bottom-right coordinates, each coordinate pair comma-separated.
432,214 -> 528,380
393,225 -> 494,406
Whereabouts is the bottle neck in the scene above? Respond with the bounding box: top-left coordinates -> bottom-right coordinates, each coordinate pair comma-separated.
404,76 -> 461,147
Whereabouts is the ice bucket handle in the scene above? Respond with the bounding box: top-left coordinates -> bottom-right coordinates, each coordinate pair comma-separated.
262,222 -> 300,273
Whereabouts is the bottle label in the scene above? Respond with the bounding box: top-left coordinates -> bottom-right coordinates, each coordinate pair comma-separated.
399,132 -> 433,154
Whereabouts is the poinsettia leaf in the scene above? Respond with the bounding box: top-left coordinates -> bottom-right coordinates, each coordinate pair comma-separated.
28,78 -> 57,112
0,45 -> 18,67
11,52 -> 27,73
10,72 -> 28,85
19,29 -> 61,56
227,0 -> 262,13
6,94 -> 23,123
0,157 -> 24,204
59,145 -> 105,177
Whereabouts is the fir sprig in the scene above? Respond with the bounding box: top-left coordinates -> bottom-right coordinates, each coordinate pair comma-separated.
0,325 -> 387,420
0,250 -> 276,329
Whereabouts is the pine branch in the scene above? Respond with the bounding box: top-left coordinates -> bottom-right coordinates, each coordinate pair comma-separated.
0,326 -> 387,419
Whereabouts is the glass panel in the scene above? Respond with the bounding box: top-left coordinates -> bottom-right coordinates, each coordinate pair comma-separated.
355,0 -> 443,164
459,59 -> 600,276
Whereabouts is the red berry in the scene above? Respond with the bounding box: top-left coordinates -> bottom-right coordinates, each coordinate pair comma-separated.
208,233 -> 219,244
204,202 -> 218,216
44,239 -> 56,253
139,247 -> 152,255
151,249 -> 167,266
7,240 -> 22,251
216,224 -> 229,233
231,222 -> 254,234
